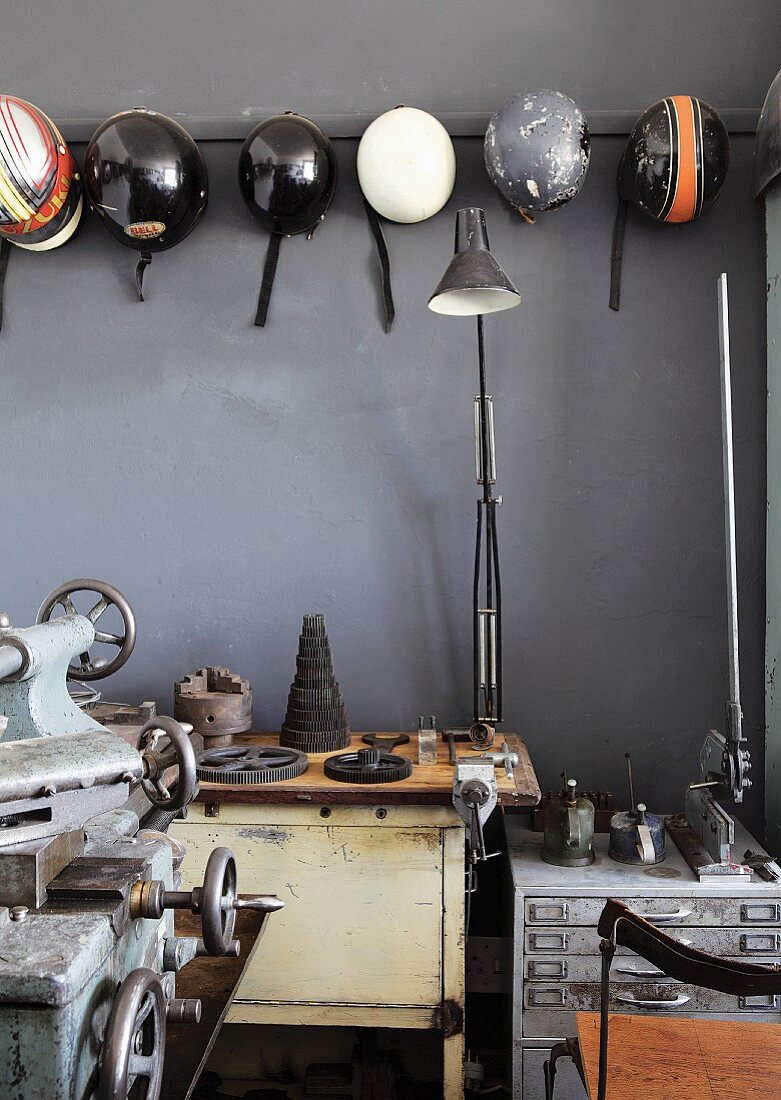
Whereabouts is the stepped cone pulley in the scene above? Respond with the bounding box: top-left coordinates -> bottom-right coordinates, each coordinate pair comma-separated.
280,614 -> 351,752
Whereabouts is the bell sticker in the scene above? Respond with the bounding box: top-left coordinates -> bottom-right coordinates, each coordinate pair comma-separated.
124,220 -> 165,239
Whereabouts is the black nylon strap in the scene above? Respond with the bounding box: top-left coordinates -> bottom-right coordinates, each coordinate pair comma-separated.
255,232 -> 282,327
609,198 -> 628,312
135,251 -> 152,301
0,238 -> 10,332
363,199 -> 395,334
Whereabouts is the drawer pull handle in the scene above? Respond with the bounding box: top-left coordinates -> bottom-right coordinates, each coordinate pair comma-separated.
528,903 -> 569,923
740,933 -> 781,953
740,994 -> 781,1010
615,964 -> 665,978
528,960 -> 567,979
528,988 -> 567,1007
741,903 -> 781,924
528,932 -> 568,952
615,993 -> 690,1010
638,909 -> 691,924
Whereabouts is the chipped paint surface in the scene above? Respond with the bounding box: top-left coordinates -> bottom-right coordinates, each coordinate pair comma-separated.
175,817 -> 448,1007
484,89 -> 590,213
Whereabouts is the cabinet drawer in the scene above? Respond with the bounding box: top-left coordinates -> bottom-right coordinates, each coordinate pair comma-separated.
521,1006 -> 781,1039
526,954 -> 780,984
524,896 -> 781,927
525,926 -> 781,956
523,981 -> 781,1016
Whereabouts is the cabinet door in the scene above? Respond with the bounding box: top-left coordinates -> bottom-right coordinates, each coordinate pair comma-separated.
175,822 -> 444,1006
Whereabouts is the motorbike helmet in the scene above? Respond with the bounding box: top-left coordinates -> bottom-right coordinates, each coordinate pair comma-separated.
238,112 -> 336,327
357,106 -> 456,332
84,108 -> 208,300
610,95 -> 729,310
0,94 -> 84,329
484,90 -> 590,222
754,67 -> 781,199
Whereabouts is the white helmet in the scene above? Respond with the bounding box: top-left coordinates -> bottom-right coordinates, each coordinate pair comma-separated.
357,106 -> 456,223
357,106 -> 456,332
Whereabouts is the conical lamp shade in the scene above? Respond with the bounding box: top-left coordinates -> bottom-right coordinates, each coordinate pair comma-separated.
428,207 -> 521,316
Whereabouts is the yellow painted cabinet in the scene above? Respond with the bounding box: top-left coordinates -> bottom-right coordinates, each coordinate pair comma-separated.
173,802 -> 466,1096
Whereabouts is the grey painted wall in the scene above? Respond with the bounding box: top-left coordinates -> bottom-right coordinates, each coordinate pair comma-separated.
0,133 -> 766,834
4,1 -> 781,135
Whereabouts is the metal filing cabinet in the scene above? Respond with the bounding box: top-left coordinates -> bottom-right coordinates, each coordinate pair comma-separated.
506,816 -> 781,1100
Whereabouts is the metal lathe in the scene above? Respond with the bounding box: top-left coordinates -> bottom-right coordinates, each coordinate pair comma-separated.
0,578 -> 282,1100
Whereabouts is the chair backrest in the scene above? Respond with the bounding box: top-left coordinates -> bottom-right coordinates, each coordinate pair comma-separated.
593,898 -> 781,1100
598,897 -> 781,996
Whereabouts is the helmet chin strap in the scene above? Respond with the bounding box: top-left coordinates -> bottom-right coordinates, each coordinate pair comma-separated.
255,232 -> 282,327
609,198 -> 629,312
0,238 -> 11,332
135,251 -> 152,301
363,199 -> 395,334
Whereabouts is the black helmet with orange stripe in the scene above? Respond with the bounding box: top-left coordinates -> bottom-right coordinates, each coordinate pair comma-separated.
609,96 -> 729,310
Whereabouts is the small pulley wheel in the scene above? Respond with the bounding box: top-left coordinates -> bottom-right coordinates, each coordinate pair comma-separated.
98,968 -> 166,1100
36,578 -> 137,681
140,716 -> 197,813
200,847 -> 238,956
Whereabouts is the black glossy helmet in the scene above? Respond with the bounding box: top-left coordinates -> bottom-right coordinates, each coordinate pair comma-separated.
610,96 -> 729,310
84,108 -> 208,300
484,90 -> 591,221
238,112 -> 336,326
755,68 -> 781,199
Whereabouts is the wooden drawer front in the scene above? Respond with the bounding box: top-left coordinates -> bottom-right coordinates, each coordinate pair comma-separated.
525,926 -> 781,956
525,896 -> 781,927
174,822 -> 444,1007
524,982 -> 781,1015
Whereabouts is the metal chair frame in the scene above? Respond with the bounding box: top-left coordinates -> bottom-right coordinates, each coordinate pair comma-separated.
544,896 -> 781,1099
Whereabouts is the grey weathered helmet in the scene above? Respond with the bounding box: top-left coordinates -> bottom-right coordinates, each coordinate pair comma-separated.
484,90 -> 590,221
755,67 -> 781,198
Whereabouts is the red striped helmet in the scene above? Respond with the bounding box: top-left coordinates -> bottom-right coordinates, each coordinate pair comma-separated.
618,96 -> 729,224
0,95 -> 83,251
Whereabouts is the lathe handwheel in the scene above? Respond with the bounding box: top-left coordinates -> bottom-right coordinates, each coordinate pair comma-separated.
98,968 -> 165,1100
200,847 -> 238,957
36,578 -> 136,681
140,716 -> 198,813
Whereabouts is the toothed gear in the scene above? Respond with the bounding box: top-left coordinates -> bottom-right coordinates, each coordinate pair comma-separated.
280,726 -> 351,752
324,748 -> 412,784
196,745 -> 308,784
281,612 -> 350,752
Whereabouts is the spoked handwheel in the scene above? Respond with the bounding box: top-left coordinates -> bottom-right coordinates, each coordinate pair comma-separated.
139,716 -> 197,814
37,578 -> 136,681
98,969 -> 165,1100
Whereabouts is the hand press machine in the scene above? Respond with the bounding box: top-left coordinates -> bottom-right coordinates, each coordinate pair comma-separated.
669,275 -> 776,879
0,578 -> 283,1100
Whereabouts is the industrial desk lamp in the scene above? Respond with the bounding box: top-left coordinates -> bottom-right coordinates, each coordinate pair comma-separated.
428,207 -> 521,746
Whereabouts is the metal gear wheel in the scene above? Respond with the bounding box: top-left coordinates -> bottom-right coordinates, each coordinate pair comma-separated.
324,747 -> 412,784
196,745 -> 309,784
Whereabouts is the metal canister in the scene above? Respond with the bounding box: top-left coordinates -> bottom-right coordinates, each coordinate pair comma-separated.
609,803 -> 665,865
541,779 -> 596,867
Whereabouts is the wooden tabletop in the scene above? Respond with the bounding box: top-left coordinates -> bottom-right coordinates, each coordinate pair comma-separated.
194,730 -> 540,807
577,1014 -> 781,1099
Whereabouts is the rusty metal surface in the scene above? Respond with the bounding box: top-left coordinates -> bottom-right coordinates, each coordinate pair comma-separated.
0,829 -> 84,909
175,668 -> 252,747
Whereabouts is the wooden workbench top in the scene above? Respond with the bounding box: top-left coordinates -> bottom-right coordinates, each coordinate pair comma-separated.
577,1014 -> 781,1099
194,731 -> 540,807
